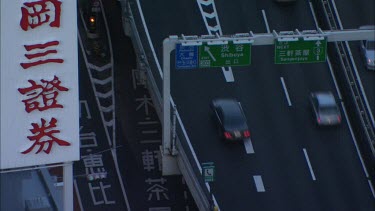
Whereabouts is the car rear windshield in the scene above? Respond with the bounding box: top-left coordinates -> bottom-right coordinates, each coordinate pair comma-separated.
319,106 -> 337,114
222,106 -> 246,128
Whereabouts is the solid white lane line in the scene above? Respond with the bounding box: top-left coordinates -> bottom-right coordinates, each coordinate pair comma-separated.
341,102 -> 369,179
368,180 -> 375,199
327,57 -> 342,100
303,148 -> 316,181
261,10 -> 270,33
308,2 -> 319,29
253,175 -> 265,192
136,0 -> 163,77
171,99 -> 202,173
244,138 -> 255,154
280,77 -> 292,106
212,194 -> 220,210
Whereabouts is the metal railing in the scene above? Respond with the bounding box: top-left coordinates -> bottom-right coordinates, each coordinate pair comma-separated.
315,0 -> 375,156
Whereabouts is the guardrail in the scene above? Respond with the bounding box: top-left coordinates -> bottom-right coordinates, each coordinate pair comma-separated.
120,1 -> 213,210
311,0 -> 375,181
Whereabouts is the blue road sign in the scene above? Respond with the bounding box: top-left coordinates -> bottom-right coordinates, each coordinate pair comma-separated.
175,44 -> 198,69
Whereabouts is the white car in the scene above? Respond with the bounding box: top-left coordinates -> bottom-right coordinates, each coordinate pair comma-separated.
310,92 -> 341,126
359,25 -> 375,70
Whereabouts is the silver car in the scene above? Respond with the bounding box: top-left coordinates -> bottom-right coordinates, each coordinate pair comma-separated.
359,25 -> 375,70
310,92 -> 341,126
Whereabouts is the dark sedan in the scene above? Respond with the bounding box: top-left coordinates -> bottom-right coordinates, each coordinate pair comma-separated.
210,98 -> 250,141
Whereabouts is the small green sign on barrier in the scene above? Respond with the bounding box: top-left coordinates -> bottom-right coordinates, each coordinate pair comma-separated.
202,162 -> 215,182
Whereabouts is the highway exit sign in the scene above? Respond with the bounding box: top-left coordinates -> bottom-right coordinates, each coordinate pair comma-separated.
274,38 -> 327,64
175,42 -> 251,69
199,42 -> 251,68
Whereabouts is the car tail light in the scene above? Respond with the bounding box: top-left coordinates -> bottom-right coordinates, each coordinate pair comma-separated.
337,116 -> 341,122
243,130 -> 250,138
224,132 -> 232,139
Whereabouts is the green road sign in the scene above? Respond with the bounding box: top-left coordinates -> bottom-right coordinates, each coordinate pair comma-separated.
202,162 -> 215,182
274,38 -> 327,64
199,42 -> 251,68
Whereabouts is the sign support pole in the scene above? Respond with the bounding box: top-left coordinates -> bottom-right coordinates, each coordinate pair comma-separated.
162,36 -> 180,175
63,162 -> 73,211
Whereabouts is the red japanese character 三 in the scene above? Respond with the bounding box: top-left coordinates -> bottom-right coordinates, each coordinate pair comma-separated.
20,40 -> 64,69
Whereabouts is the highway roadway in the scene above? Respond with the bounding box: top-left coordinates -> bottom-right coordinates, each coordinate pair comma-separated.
131,0 -> 375,210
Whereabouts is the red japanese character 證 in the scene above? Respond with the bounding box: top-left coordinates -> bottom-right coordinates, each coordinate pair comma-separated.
20,40 -> 64,69
18,76 -> 69,113
22,118 -> 70,154
20,0 -> 62,31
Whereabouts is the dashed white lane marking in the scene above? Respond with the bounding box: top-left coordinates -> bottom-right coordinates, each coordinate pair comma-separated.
253,175 -> 265,192
280,77 -> 292,106
222,66 -> 234,82
303,148 -> 316,181
244,138 -> 255,154
261,9 -> 270,33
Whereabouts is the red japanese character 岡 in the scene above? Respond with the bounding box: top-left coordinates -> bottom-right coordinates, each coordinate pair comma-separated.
20,0 -> 62,31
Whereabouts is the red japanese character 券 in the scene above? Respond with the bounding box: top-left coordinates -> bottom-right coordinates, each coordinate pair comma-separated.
18,76 -> 69,113
22,118 -> 70,154
20,40 -> 64,69
20,0 -> 62,31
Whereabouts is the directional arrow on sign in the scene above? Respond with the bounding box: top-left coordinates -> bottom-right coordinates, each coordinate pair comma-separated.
204,46 -> 216,62
315,40 -> 322,60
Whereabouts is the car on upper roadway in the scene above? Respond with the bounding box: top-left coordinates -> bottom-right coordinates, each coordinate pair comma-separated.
359,25 -> 375,70
310,92 -> 341,126
210,98 -> 250,141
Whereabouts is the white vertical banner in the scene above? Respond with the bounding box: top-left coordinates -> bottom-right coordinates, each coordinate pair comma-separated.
0,0 -> 79,169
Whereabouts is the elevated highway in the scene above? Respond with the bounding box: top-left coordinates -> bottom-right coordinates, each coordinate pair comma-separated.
120,0 -> 375,210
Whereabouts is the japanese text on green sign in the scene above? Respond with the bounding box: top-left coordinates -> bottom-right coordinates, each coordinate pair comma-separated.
275,38 -> 327,64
